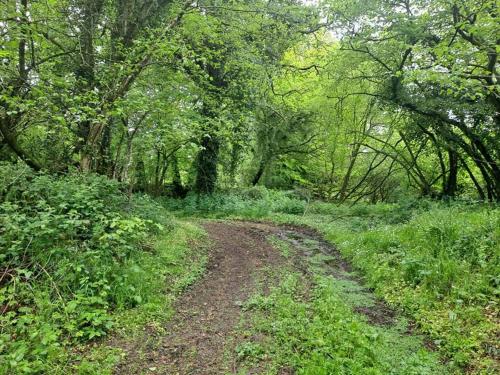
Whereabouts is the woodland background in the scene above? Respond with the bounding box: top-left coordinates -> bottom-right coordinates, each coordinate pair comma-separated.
0,0 -> 498,373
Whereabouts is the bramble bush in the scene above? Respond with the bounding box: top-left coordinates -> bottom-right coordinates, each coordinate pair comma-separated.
0,163 -> 168,373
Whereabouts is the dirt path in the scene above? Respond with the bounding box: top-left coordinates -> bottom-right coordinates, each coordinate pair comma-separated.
114,221 -> 410,374
115,221 -> 286,374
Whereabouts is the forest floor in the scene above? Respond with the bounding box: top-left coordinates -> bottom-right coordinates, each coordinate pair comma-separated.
111,220 -> 441,374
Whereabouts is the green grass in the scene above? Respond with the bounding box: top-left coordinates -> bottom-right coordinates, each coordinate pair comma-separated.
164,191 -> 499,373
238,271 -> 446,374
267,235 -> 292,258
298,206 -> 499,373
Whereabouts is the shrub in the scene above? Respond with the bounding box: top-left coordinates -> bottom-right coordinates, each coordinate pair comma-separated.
162,187 -> 307,217
0,165 -> 169,373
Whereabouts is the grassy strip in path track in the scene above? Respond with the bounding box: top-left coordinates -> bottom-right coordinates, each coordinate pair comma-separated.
235,229 -> 447,375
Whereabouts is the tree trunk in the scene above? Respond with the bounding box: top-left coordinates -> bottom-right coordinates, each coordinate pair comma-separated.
154,148 -> 162,195
122,134 -> 134,183
172,153 -> 186,197
133,158 -> 146,192
111,129 -> 125,179
459,155 -> 485,200
434,122 -> 497,201
229,141 -> 242,186
443,148 -> 458,198
194,135 -> 219,194
159,153 -> 169,191
337,143 -> 361,201
0,117 -> 41,171
453,120 -> 499,200
75,0 -> 104,172
252,157 -> 268,186
96,119 -> 113,175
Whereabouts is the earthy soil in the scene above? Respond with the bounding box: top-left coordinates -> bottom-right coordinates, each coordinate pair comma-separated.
114,221 -> 286,374
113,221 -> 401,374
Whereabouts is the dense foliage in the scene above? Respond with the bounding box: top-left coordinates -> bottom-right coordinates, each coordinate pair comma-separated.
0,164 -> 206,373
1,0 -> 498,373
1,0 -> 498,201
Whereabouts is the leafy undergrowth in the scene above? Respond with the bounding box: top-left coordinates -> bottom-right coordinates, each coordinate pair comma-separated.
165,188 -> 499,373
295,206 -> 499,373
74,220 -> 208,375
238,271 -> 445,374
163,187 -> 308,218
0,164 -> 207,374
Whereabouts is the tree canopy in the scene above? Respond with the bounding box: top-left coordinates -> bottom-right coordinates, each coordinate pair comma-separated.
1,0 -> 498,201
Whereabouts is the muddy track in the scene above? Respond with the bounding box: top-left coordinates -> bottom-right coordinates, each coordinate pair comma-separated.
115,221 -> 286,374
114,221 -> 401,374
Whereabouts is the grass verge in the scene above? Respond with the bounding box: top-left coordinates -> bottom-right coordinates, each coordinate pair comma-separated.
65,220 -> 208,374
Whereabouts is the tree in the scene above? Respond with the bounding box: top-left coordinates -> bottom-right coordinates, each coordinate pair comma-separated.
320,0 -> 499,200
